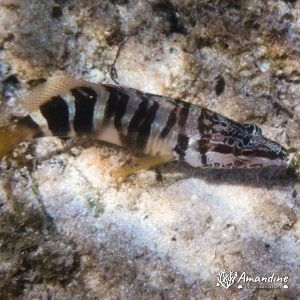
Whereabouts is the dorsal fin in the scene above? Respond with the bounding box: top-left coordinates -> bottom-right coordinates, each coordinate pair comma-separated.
22,73 -> 98,112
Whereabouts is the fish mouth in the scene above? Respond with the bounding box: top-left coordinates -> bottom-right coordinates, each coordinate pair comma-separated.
244,154 -> 289,168
238,136 -> 289,168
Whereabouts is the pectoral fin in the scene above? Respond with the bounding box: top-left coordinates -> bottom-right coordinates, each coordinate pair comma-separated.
111,154 -> 172,178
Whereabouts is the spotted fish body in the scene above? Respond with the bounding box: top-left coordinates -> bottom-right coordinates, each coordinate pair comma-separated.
2,75 -> 288,169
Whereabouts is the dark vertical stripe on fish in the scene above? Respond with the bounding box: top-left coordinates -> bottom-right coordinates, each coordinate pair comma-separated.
136,101 -> 159,150
127,99 -> 148,135
71,87 -> 97,134
104,89 -> 118,121
103,87 -> 129,130
19,115 -> 44,138
178,102 -> 190,129
174,102 -> 190,159
197,108 -> 208,134
160,104 -> 178,138
40,96 -> 70,136
201,153 -> 207,166
113,93 -> 129,130
174,133 -> 189,160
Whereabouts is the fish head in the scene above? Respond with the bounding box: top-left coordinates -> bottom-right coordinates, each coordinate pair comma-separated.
232,123 -> 288,168
196,110 -> 289,168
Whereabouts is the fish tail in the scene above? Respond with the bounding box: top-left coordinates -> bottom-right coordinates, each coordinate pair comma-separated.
0,117 -> 41,159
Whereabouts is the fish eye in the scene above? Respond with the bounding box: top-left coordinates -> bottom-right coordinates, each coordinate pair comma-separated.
243,136 -> 253,147
243,123 -> 261,135
237,136 -> 253,148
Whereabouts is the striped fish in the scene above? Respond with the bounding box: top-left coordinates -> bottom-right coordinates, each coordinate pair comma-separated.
0,74 -> 288,174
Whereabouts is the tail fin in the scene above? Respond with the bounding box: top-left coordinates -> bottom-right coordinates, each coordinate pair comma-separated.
0,118 -> 38,159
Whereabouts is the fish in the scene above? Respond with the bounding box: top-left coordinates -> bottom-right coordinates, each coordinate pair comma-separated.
0,74 -> 288,176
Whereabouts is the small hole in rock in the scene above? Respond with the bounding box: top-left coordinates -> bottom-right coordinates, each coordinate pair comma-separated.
215,76 -> 225,96
3,75 -> 19,86
54,0 -> 70,4
152,1 -> 186,35
27,78 -> 46,88
2,75 -> 20,101
196,37 -> 212,48
110,0 -> 129,4
51,6 -> 63,18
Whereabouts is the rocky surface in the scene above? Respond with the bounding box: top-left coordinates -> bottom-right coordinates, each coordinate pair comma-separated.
0,0 -> 299,299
